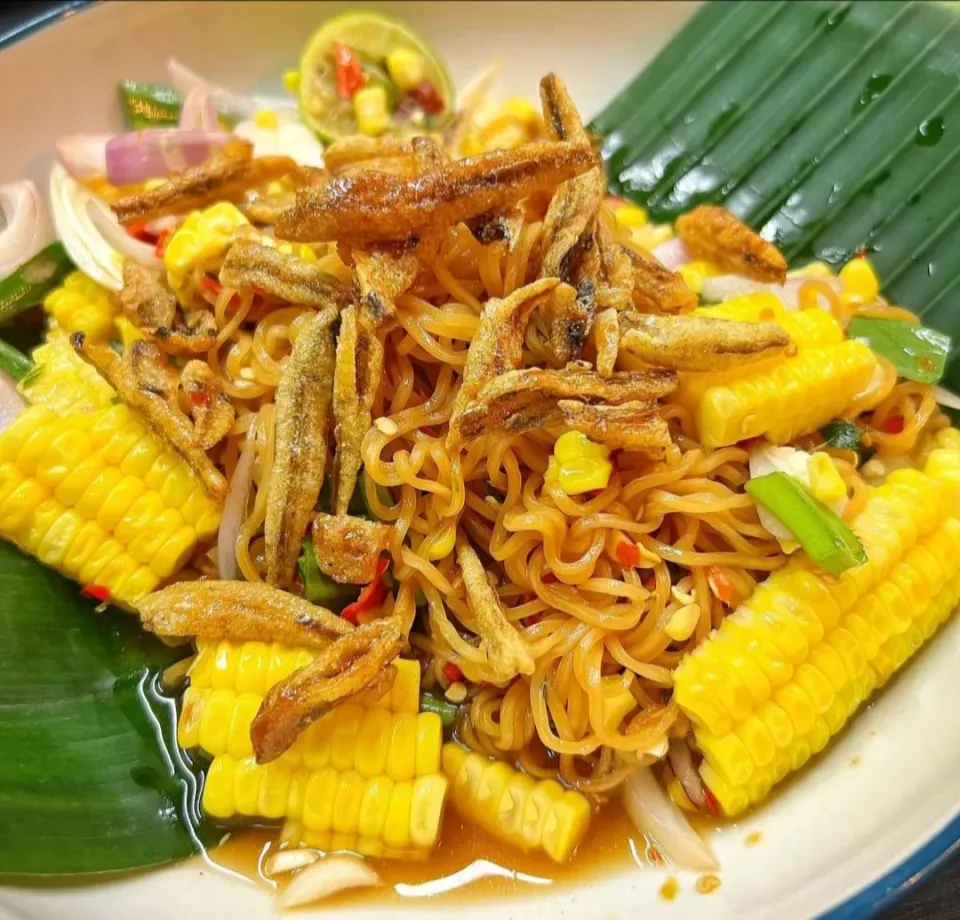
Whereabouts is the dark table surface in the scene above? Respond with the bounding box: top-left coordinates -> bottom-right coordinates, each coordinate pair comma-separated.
0,1 -> 958,917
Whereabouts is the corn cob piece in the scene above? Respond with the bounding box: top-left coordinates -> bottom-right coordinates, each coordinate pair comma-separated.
44,271 -> 119,342
673,454 -> 960,817
279,819 -> 437,860
0,400 -> 221,606
20,334 -> 114,415
694,297 -> 844,350
442,743 -> 591,863
202,753 -> 448,857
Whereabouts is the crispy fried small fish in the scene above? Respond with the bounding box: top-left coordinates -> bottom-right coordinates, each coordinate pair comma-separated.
312,512 -> 392,585
465,205 -> 526,247
112,139 -> 298,224
675,204 -> 787,284
120,260 -> 177,329
125,338 -> 178,399
251,618 -> 403,763
323,134 -> 448,176
623,246 -> 697,314
71,334 -> 227,500
540,72 -> 585,142
275,141 -> 599,245
549,399 -> 672,451
543,278 -> 595,366
265,305 -> 338,588
138,580 -> 350,647
457,538 -> 534,683
594,307 -> 620,377
154,307 -> 218,356
332,248 -> 418,515
595,217 -> 634,309
446,277 -> 562,449
219,240 -> 350,307
181,359 -> 234,449
619,314 -> 795,372
457,364 -> 675,442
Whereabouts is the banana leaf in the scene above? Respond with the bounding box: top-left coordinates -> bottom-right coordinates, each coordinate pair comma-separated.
591,0 -> 960,390
0,541 -> 211,877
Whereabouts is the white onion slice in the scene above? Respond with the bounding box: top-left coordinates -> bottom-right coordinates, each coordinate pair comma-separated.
234,119 -> 324,168
667,740 -> 706,810
700,273 -> 842,310
622,766 -> 717,872
167,58 -> 293,120
217,418 -> 257,580
0,370 -> 25,436
0,180 -> 56,279
87,196 -> 163,269
179,86 -> 221,132
55,134 -> 111,181
934,386 -> 960,411
49,162 -> 123,290
276,854 -> 380,909
265,848 -> 321,877
651,237 -> 692,271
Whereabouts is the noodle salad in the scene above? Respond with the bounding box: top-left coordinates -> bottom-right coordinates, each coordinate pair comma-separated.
3,8 -> 960,908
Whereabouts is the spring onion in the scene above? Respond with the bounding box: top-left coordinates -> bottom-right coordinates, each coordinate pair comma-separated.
297,535 -> 359,611
419,691 -> 459,727
0,339 -> 34,382
118,80 -> 183,129
819,419 -> 865,452
0,243 -> 73,324
847,316 -> 951,385
746,472 -> 866,575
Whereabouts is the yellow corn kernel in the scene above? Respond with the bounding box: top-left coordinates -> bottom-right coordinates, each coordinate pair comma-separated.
426,522 -> 456,561
202,754 -> 237,819
385,48 -> 426,93
545,431 -> 612,495
501,97 -> 540,125
442,744 -> 591,862
331,704 -> 366,772
234,756 -> 263,816
283,69 -> 300,94
809,453 -> 847,506
303,767 -> 340,832
114,316 -> 146,349
253,108 -> 279,129
353,85 -> 391,137
677,260 -> 720,294
164,203 -> 248,283
358,775 -> 395,839
614,203 -> 649,231
386,713 -> 419,781
332,770 -> 365,834
151,525 -> 197,578
839,257 -> 879,305
36,507 -> 83,569
383,780 -> 414,849
44,272 -> 118,342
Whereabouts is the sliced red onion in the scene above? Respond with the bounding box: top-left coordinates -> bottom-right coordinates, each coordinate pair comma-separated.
168,58 -> 293,121
217,419 -> 257,579
0,369 -> 26,436
700,273 -> 842,310
56,134 -> 111,181
622,766 -> 718,872
0,180 -> 55,279
934,386 -> 960,411
179,86 -> 221,132
105,130 -> 233,187
667,739 -> 706,810
651,238 -> 692,271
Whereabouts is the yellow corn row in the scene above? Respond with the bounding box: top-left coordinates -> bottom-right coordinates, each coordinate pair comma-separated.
43,271 -> 119,343
202,754 -> 448,857
442,743 -> 592,863
21,334 -> 114,415
673,451 -> 960,816
677,298 -> 877,447
0,402 -> 220,607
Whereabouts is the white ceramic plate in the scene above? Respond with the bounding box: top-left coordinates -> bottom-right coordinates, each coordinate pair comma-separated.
1,2 -> 959,918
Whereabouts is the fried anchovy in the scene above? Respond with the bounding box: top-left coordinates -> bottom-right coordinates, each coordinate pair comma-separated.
446,277 -> 562,449
594,307 -> 619,377
311,512 -> 393,585
675,204 -> 788,284
120,259 -> 177,329
251,618 -> 403,763
275,141 -> 599,244
622,246 -> 697,314
619,314 -> 794,372
219,240 -> 350,306
113,139 -> 298,224
71,334 -> 227,500
181,359 -> 234,449
548,400 -> 672,451
264,304 -> 339,587
457,538 -> 534,683
137,580 -> 351,647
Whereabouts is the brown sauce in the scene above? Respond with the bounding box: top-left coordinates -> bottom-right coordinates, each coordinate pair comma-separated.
209,802 -> 722,903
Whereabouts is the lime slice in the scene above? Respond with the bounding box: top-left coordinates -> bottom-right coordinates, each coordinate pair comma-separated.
299,9 -> 454,142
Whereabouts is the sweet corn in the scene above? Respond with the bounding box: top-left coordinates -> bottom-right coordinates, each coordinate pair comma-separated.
425,522 -> 456,561
114,316 -> 146,349
43,271 -> 118,342
353,85 -> 390,137
385,48 -> 426,93
500,97 -> 541,125
677,260 -> 721,295
164,202 -> 249,291
19,334 -> 114,414
839,257 -> 879,306
442,744 -> 591,862
282,69 -> 300,94
253,108 -> 279,130
694,299 -> 845,350
545,431 -> 612,495
0,358 -> 220,605
674,454 -> 960,816
613,204 -> 649,231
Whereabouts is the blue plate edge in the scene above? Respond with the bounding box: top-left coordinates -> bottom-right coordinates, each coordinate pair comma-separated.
1,1 -> 959,919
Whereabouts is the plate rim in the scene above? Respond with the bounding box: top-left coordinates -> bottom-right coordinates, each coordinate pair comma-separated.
1,2 -> 958,918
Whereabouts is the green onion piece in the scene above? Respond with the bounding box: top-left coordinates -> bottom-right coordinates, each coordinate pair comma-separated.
819,419 -> 865,452
118,80 -> 182,129
0,338 -> 32,381
746,472 -> 866,576
847,317 -> 951,384
0,242 -> 73,324
296,535 -> 358,611
419,691 -> 458,727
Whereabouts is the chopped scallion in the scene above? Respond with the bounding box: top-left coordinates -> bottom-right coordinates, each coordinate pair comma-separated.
419,691 -> 459,727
